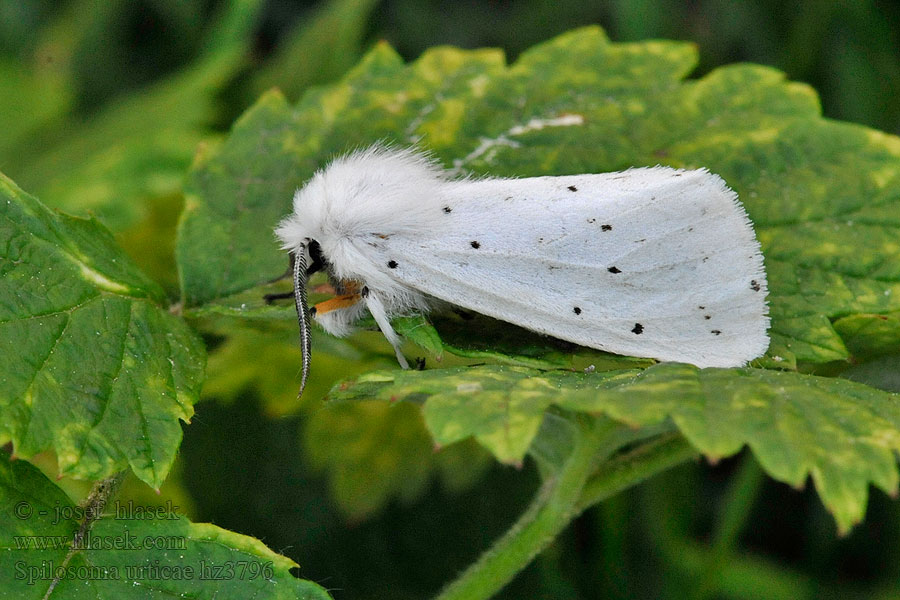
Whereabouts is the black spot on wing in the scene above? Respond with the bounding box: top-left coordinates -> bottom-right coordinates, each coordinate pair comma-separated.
750,280 -> 761,291
388,260 -> 398,269
601,224 -> 612,231
607,266 -> 621,274
573,307 -> 582,315
632,323 -> 644,334
567,185 -> 578,192
470,241 -> 481,249
711,329 -> 721,336
443,206 -> 452,214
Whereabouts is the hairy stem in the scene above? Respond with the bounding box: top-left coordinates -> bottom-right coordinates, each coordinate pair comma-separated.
576,432 -> 698,514
435,419 -> 693,600
434,417 -> 622,600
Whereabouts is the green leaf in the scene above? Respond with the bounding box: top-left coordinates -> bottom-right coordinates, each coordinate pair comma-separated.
393,315 -> 445,361
331,366 -> 632,465
0,175 -> 205,488
177,89 -> 298,306
176,26 -> 900,366
0,453 -> 332,599
833,312 -> 900,360
330,363 -> 900,533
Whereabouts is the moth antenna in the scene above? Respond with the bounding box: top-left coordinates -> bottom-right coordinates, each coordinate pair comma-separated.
292,246 -> 312,397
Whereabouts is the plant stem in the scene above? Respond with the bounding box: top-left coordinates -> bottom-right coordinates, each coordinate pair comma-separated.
435,422 -> 700,600
433,417 -> 623,600
576,432 -> 698,514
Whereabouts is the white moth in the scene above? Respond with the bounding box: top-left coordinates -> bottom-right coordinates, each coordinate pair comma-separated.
275,145 -> 769,394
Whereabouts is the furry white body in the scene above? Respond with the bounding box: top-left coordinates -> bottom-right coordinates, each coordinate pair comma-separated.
275,146 -> 769,370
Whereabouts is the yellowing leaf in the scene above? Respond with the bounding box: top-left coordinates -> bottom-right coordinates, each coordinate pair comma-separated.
331,363 -> 900,533
0,175 -> 205,488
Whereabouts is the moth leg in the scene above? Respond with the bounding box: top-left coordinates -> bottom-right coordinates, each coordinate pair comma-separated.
264,291 -> 294,304
364,291 -> 410,369
311,293 -> 363,315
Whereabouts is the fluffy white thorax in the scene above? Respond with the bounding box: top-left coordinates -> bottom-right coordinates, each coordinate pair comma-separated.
275,145 -> 448,318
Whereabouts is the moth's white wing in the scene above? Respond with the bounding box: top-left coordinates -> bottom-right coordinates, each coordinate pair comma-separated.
368,167 -> 769,367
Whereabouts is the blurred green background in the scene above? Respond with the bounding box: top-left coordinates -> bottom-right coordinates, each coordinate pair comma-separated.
4,0 -> 900,598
